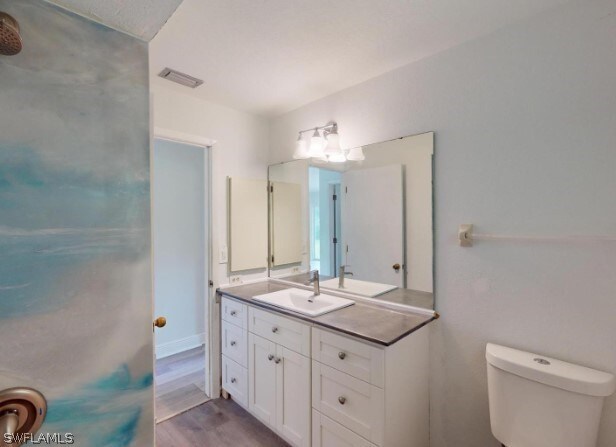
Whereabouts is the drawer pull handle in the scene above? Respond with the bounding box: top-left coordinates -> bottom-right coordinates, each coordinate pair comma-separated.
268,354 -> 274,361
274,357 -> 281,364
230,341 -> 236,346
231,378 -> 237,384
230,310 -> 237,316
338,352 -> 346,360
338,396 -> 346,405
271,327 -> 279,333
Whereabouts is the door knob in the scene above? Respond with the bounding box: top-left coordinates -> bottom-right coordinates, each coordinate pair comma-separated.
153,316 -> 167,328
392,263 -> 401,272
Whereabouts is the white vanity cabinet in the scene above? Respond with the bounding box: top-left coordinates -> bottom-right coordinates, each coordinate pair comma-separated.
248,332 -> 311,446
311,326 -> 429,447
220,294 -> 430,447
247,306 -> 312,447
221,297 -> 249,408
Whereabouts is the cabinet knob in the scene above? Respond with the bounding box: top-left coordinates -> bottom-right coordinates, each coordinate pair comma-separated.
230,310 -> 237,316
338,396 -> 346,405
231,378 -> 236,384
230,341 -> 236,346
274,357 -> 281,364
272,327 -> 279,333
268,354 -> 274,361
338,352 -> 346,360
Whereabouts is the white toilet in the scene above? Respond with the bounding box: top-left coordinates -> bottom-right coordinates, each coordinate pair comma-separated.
486,343 -> 615,447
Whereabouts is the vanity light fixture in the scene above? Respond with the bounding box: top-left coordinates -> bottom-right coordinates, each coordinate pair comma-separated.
308,128 -> 326,158
293,122 -> 363,163
323,123 -> 342,156
293,134 -> 309,159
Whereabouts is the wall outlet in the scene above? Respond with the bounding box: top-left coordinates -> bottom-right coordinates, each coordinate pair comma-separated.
230,275 -> 242,284
219,245 -> 228,264
292,266 -> 300,273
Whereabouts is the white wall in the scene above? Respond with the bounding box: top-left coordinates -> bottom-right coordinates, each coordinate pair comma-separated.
151,80 -> 270,286
153,139 -> 206,358
151,80 -> 270,398
269,1 -> 616,445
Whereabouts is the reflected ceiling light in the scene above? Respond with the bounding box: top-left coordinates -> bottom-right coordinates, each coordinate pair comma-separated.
293,134 -> 309,159
328,151 -> 346,163
346,146 -> 365,161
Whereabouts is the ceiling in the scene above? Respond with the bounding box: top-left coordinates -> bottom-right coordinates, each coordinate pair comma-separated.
149,0 -> 572,116
45,0 -> 183,41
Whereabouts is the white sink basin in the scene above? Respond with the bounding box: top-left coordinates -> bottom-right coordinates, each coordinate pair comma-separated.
319,278 -> 398,298
253,288 -> 355,317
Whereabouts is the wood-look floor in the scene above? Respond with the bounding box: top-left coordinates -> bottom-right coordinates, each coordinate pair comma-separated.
156,398 -> 289,446
156,346 -> 210,423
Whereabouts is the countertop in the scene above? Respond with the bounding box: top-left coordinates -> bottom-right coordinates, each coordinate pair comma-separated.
277,272 -> 434,310
217,280 -> 437,346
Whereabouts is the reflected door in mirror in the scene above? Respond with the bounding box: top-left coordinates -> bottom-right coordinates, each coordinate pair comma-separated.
341,164 -> 405,287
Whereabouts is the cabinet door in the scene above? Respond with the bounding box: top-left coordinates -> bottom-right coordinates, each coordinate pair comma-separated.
276,346 -> 311,447
248,333 -> 277,426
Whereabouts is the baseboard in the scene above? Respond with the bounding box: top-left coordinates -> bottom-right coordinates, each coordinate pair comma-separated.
156,333 -> 205,359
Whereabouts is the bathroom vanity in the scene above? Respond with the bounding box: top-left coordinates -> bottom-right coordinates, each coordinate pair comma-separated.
219,281 -> 435,447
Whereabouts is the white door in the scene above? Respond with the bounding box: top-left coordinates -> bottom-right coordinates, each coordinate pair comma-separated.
276,346 -> 311,447
341,164 -> 405,286
248,333 -> 277,426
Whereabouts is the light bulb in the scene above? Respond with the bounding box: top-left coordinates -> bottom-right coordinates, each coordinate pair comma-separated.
309,129 -> 325,157
293,136 -> 309,159
324,130 -> 342,156
346,146 -> 365,161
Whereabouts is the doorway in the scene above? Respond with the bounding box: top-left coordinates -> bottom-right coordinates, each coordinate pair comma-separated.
152,137 -> 211,422
308,167 -> 342,277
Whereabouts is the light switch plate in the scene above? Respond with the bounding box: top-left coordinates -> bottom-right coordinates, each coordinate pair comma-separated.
219,245 -> 228,264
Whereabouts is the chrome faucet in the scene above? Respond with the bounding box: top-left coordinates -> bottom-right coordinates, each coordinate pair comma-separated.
308,270 -> 320,298
338,265 -> 354,288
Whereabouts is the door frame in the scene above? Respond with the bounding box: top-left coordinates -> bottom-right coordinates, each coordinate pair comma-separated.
153,126 -> 216,399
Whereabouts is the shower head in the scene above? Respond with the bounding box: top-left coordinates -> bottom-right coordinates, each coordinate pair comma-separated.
0,12 -> 22,56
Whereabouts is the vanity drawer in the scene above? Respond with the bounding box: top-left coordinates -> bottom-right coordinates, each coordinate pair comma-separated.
312,362 -> 384,445
312,328 -> 384,387
312,410 -> 377,447
248,306 -> 311,356
222,355 -> 248,408
222,297 -> 247,329
222,320 -> 247,367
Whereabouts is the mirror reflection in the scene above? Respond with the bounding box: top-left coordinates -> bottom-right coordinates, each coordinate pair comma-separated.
269,132 -> 434,309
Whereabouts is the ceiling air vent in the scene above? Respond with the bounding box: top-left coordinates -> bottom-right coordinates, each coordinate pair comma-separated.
158,67 -> 204,89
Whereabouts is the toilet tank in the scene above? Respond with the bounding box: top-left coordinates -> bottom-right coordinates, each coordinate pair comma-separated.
486,343 -> 615,447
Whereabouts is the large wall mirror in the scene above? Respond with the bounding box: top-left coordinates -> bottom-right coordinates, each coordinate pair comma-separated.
268,132 -> 434,310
